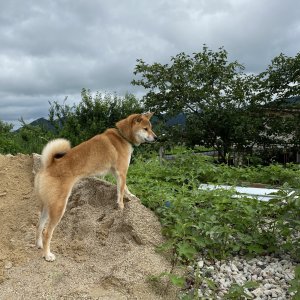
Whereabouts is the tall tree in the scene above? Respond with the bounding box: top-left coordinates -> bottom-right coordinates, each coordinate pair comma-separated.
256,52 -> 300,153
132,46 -> 262,161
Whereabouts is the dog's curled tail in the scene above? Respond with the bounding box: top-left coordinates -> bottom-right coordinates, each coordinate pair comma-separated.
41,138 -> 71,169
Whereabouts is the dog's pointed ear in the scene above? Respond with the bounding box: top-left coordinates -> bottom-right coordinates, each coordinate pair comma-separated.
143,112 -> 154,120
132,114 -> 143,123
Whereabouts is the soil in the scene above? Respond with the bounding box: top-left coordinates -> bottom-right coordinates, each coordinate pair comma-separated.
0,154 -> 177,299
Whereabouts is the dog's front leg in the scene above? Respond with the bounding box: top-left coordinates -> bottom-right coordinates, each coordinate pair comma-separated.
116,173 -> 126,210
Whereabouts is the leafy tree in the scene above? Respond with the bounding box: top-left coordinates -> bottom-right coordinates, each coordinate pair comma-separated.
257,52 -> 300,152
132,46 -> 264,161
49,88 -> 144,146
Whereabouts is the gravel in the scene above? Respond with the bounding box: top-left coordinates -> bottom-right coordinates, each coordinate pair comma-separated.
185,255 -> 297,299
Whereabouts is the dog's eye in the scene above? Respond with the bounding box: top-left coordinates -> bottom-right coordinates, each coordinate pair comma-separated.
144,128 -> 148,131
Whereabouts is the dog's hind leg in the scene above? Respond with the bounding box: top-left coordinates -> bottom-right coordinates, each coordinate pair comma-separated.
42,200 -> 68,262
36,204 -> 48,249
42,181 -> 74,262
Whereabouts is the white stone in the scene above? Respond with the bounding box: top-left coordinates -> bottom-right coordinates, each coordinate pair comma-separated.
197,260 -> 204,268
264,290 -> 272,296
230,262 -> 239,272
285,273 -> 294,281
257,260 -> 265,267
264,283 -> 273,289
271,290 -> 278,298
253,267 -> 262,275
220,264 -> 226,272
252,288 -> 263,297
219,278 -> 226,285
261,271 -> 267,278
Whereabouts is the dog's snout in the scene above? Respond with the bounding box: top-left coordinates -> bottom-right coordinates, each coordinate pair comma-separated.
150,133 -> 158,143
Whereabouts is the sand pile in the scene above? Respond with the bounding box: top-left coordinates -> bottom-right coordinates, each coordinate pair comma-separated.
0,154 -> 177,299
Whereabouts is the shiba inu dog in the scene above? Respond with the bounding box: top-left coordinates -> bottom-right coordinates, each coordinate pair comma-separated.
34,113 -> 157,261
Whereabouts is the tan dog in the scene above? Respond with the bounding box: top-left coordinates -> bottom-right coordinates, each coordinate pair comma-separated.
35,113 -> 157,261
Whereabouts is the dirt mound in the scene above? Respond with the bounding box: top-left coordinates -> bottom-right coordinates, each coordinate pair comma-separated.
0,154 -> 177,299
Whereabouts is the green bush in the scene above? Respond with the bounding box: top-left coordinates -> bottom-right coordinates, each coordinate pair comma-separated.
0,134 -> 22,154
0,120 -> 22,154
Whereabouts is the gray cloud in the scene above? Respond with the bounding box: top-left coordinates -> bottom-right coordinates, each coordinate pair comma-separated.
0,0 -> 299,128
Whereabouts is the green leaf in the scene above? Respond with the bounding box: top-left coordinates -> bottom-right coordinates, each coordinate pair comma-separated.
169,274 -> 186,287
247,244 -> 264,254
243,281 -> 260,290
177,242 -> 197,260
204,278 -> 218,291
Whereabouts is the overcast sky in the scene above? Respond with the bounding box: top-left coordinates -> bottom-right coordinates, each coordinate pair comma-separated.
0,0 -> 299,128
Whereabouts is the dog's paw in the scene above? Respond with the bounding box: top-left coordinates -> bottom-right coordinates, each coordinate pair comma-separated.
117,202 -> 124,210
43,252 -> 56,262
125,188 -> 137,199
125,191 -> 135,198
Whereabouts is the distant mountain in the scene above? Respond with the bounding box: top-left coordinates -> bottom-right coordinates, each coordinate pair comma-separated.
15,118 -> 56,132
166,112 -> 186,126
29,118 -> 55,131
151,112 -> 186,127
